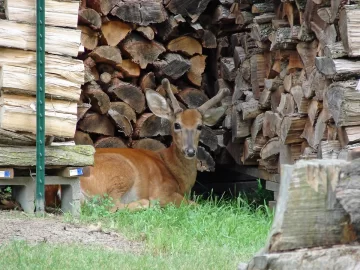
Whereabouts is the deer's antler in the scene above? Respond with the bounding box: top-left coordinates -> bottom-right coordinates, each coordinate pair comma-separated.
162,78 -> 183,114
197,88 -> 231,114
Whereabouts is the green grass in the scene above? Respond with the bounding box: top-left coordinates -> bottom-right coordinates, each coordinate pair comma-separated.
0,195 -> 273,270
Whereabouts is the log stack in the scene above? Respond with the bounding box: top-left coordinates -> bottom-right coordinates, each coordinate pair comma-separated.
74,0 -> 236,172
240,159 -> 360,269
0,0 -> 83,145
224,0 -> 360,190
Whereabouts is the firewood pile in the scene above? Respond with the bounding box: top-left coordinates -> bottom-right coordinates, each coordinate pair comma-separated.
0,0 -> 83,146
224,0 -> 360,180
74,0 -> 240,172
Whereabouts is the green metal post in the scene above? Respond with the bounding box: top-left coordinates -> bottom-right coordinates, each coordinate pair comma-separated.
36,0 -> 46,215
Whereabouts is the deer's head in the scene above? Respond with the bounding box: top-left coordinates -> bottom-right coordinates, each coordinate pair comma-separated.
145,78 -> 230,159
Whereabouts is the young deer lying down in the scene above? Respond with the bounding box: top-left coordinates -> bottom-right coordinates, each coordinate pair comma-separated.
80,78 -> 230,211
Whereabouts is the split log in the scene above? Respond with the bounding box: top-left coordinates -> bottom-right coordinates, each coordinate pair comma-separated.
339,6 -> 360,57
78,112 -> 115,136
251,54 -> 266,99
277,93 -> 295,116
177,89 -> 209,109
187,55 -> 207,87
260,137 -> 281,160
132,138 -> 166,151
0,48 -> 84,85
231,107 -> 251,142
101,21 -> 132,46
109,102 -> 136,123
251,3 -> 274,14
308,99 -> 323,126
0,20 -> 81,57
94,137 -> 127,148
116,59 -> 141,78
325,80 -> 360,126
78,25 -> 99,50
0,94 -> 77,138
108,80 -> 145,113
262,111 -> 281,139
290,85 -> 309,114
82,83 -> 110,114
165,0 -> 212,22
318,140 -> 341,159
0,65 -> 81,102
89,46 -> 122,65
153,53 -> 191,80
251,113 -> 264,141
74,131 -> 93,146
233,46 -> 246,68
134,113 -> 171,138
0,145 -> 95,167
259,89 -> 271,109
283,71 -> 302,92
86,0 -> 117,16
122,33 -> 166,68
323,42 -> 347,59
139,72 -> 156,91
199,126 -> 218,152
167,36 -> 202,56
220,57 -> 237,81
296,40 -> 318,77
108,110 -> 133,137
238,99 -> 262,120
78,8 -> 102,29
84,57 -> 99,83
301,109 -> 331,149
269,27 -> 298,51
315,57 -> 360,81
338,126 -> 360,147
136,26 -> 155,40
5,0 -> 79,28
280,114 -> 307,144
110,0 -> 167,26
197,146 -> 215,172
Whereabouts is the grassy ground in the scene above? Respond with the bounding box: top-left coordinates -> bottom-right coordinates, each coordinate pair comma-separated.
0,195 -> 273,270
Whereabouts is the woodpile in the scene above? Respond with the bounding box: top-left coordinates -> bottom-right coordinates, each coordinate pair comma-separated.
224,0 -> 360,185
0,0 -> 83,145
74,0 -> 236,172
240,159 -> 360,270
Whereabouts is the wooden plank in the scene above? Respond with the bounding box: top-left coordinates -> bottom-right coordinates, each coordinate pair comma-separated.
0,20 -> 81,57
54,166 -> 90,178
0,145 -> 95,167
5,0 -> 80,28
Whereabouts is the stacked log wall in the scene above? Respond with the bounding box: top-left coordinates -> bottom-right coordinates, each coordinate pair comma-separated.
224,0 -> 360,197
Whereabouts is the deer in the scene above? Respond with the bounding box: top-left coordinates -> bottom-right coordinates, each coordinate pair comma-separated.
79,78 -> 230,211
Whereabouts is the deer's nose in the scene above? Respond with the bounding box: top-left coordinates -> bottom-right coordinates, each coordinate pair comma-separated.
185,148 -> 196,157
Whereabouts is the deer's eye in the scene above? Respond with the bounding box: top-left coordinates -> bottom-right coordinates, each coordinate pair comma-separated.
174,123 -> 181,130
197,125 -> 203,131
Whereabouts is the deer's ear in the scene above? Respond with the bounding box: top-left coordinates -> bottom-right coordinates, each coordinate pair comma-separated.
202,106 -> 226,126
145,89 -> 174,120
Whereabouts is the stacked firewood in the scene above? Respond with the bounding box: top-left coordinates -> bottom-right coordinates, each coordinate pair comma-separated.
75,0 -> 236,172
0,0 -> 83,145
224,0 -> 360,179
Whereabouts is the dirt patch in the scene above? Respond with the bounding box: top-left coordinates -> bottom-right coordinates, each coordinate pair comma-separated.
0,211 -> 144,253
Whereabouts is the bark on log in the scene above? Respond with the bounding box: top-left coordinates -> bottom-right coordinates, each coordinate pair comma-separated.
110,0 -> 167,26
94,137 -> 128,148
153,53 -> 191,80
0,145 -> 95,167
122,33 -> 166,69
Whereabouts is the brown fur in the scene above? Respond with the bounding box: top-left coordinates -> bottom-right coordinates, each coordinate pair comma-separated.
79,110 -> 202,211
79,79 -> 228,211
